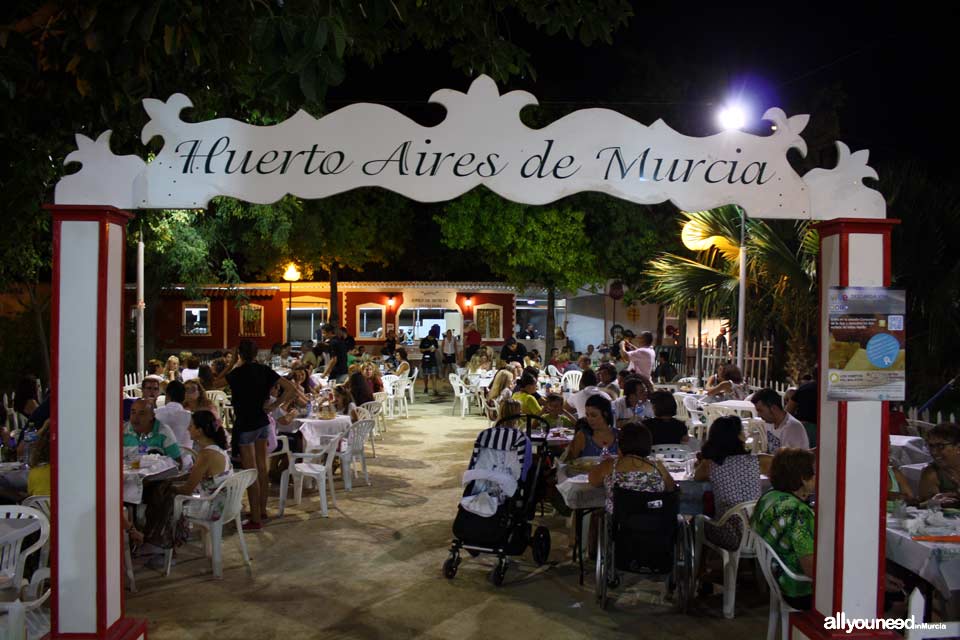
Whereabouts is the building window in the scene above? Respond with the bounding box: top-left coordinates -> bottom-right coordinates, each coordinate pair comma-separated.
182,301 -> 210,335
474,304 -> 502,340
357,304 -> 385,339
289,306 -> 328,342
396,307 -> 463,343
239,304 -> 264,337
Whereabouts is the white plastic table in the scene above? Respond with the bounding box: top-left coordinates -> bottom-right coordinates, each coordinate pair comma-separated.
709,399 -> 759,417
122,455 -> 179,504
886,516 -> 960,600
294,416 -> 352,450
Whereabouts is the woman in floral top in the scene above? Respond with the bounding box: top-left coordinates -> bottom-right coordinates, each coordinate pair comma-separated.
750,448 -> 816,610
588,423 -> 676,514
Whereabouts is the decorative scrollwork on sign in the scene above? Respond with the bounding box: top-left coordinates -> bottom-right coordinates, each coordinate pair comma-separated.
55,75 -> 884,221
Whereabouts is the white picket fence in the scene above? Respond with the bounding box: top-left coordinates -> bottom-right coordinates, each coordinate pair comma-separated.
123,371 -> 146,398
687,340 -> 773,383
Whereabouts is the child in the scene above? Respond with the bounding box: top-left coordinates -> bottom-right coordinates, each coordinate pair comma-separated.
541,394 -> 576,428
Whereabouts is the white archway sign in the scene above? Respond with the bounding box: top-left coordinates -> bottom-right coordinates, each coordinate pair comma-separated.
49,76 -> 894,640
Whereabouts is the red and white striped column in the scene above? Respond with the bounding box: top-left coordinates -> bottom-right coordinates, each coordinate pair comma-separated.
791,217 -> 900,639
48,205 -> 147,639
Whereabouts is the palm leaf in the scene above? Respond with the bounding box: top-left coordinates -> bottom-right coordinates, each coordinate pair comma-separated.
645,252 -> 738,315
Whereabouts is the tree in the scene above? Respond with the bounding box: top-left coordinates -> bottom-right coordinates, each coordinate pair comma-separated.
644,206 -> 818,383
437,188 -> 601,358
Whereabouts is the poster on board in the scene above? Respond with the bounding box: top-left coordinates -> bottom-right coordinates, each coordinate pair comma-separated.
827,287 -> 905,401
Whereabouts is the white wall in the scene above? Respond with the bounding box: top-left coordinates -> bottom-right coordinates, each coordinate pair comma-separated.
565,294 -> 660,352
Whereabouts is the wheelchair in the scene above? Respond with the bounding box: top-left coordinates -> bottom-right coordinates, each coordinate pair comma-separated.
594,487 -> 696,611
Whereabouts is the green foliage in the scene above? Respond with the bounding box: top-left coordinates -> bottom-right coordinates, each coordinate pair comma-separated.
437,188 -> 600,292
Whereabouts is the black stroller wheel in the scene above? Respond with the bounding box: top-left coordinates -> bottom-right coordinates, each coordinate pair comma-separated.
673,518 -> 694,612
442,553 -> 460,579
531,526 -> 551,566
490,558 -> 508,586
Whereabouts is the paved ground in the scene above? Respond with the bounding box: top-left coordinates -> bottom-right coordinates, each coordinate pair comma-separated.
127,390 -> 771,639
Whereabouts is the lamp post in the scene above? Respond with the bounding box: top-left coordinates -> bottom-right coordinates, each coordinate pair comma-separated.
282,262 -> 301,342
718,103 -> 748,373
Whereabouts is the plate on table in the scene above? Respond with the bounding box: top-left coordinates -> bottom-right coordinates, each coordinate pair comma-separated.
567,456 -> 604,474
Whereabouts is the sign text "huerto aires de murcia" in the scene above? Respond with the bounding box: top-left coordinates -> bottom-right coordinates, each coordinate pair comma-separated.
55,75 -> 884,220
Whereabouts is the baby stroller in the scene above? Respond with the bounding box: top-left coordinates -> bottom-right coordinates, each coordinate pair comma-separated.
443,414 -> 552,586
594,486 -> 696,611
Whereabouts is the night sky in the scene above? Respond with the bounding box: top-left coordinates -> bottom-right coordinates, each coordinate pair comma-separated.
322,4 -> 946,281
329,4 -> 947,170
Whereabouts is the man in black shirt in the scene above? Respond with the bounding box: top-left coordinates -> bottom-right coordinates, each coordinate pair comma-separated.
499,337 -> 527,365
321,323 -> 349,383
653,352 -> 678,382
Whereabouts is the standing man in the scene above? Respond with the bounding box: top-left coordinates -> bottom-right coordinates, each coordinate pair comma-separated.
227,340 -> 306,529
320,323 -> 349,383
419,325 -> 441,395
621,331 -> 656,379
464,322 -> 483,361
715,327 -> 728,352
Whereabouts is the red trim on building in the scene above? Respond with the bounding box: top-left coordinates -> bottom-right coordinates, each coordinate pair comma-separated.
838,232 -> 849,288
812,245 -> 823,609
878,403 -> 890,616
50,214 -> 62,634
833,401 -> 847,614
812,218 -> 900,237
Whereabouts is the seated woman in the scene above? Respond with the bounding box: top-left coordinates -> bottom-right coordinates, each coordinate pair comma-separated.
486,367 -> 516,406
393,348 -> 411,377
642,390 -> 689,445
348,371 -> 375,407
566,394 -> 619,459
163,355 -> 182,384
695,416 -> 760,550
704,364 -> 747,401
750,448 -> 816,611
918,422 -> 960,507
333,385 -> 359,422
588,423 -> 676,513
611,377 -> 654,428
362,363 -> 384,393
499,398 -> 522,427
183,379 -> 219,416
511,373 -> 543,416
143,411 -> 232,550
887,462 -> 915,508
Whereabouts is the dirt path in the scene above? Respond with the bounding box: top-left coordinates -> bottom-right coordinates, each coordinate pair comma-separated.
127,392 -> 769,639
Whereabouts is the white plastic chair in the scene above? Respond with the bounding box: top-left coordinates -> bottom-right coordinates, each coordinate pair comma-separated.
359,401 -> 383,455
164,468 -> 257,579
905,588 -> 960,639
18,497 -> 50,570
286,431 -> 345,517
406,367 -> 419,403
205,390 -> 229,418
269,435 -> 294,517
673,392 -> 691,423
694,501 -> 757,619
336,420 -> 375,491
388,378 -> 408,419
684,395 -> 708,441
448,374 -> 471,418
0,567 -> 51,640
561,370 -> 582,392
372,392 -> 389,433
704,403 -> 738,427
651,443 -> 694,459
753,533 -> 812,640
0,507 -> 49,595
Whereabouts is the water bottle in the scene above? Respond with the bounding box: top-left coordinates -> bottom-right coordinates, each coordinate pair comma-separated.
138,435 -> 148,457
20,429 -> 38,465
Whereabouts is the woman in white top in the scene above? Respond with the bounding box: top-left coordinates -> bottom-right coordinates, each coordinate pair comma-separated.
394,347 -> 411,377
333,385 -> 359,422
174,410 -> 232,510
442,329 -> 459,376
705,364 -> 747,401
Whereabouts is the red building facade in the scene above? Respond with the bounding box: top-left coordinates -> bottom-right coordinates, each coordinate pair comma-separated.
129,281 -> 516,355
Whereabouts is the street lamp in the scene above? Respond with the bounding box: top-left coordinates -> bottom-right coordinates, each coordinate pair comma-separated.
718,103 -> 749,374
282,262 -> 301,341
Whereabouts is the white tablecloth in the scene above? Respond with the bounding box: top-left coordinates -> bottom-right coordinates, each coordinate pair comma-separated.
890,435 -> 931,466
899,462 -> 928,497
123,456 -> 178,504
887,517 -> 960,598
294,416 -> 352,450
709,399 -> 758,416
